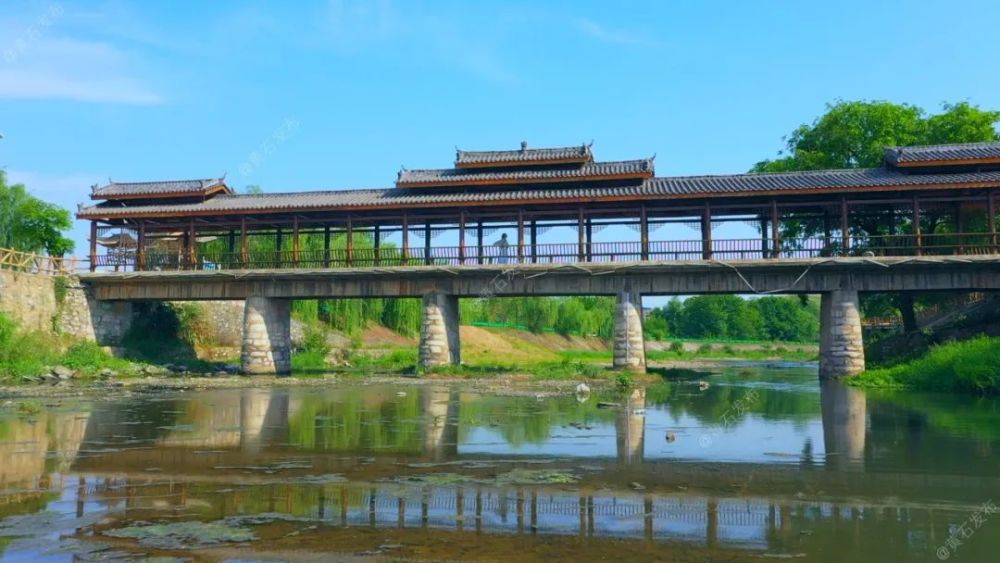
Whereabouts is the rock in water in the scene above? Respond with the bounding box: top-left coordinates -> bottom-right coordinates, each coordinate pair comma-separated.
575,383 -> 591,394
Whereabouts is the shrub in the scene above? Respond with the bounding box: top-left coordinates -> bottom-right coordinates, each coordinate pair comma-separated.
669,341 -> 685,353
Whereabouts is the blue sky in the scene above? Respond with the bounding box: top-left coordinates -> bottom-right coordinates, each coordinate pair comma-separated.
2,0 -> 999,255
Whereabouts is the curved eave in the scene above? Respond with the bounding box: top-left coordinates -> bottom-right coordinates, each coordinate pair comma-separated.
90,185 -> 233,201
76,179 -> 1000,222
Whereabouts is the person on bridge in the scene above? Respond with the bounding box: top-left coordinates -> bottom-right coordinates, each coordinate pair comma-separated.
494,233 -> 510,264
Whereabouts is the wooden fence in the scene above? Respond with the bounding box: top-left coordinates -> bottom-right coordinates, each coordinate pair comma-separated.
0,248 -> 79,276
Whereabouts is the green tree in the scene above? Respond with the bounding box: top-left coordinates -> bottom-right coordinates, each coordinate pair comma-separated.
753,100 -> 1000,331
754,296 -> 819,342
0,171 -> 74,256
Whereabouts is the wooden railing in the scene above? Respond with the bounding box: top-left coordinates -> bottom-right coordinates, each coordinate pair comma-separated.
0,248 -> 78,276
89,233 -> 1000,272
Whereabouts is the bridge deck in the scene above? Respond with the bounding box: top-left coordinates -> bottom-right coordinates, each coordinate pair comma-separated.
80,255 -> 1000,300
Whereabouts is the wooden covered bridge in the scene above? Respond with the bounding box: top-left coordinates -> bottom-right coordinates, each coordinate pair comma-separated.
76,141 -> 1000,376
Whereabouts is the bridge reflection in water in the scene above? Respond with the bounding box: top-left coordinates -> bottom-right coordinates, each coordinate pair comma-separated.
1,380 -> 998,561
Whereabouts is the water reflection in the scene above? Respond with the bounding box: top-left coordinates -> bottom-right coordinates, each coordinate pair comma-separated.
1,370 -> 999,562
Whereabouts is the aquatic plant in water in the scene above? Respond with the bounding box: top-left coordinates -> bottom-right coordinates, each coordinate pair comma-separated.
102,521 -> 255,549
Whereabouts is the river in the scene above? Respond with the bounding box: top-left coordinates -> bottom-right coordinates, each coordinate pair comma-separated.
1,367 -> 998,561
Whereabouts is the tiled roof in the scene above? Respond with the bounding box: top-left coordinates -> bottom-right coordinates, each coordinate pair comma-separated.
77,167 -> 1000,219
91,177 -> 230,199
885,141 -> 1000,166
455,144 -> 592,167
397,159 -> 653,187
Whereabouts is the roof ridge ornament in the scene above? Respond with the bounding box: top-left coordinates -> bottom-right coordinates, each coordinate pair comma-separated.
520,140 -> 528,152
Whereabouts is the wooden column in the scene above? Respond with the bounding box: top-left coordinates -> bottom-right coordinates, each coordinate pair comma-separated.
701,203 -> 713,260
517,210 -> 525,263
770,200 -> 780,258
760,216 -> 769,259
188,219 -> 198,269
458,211 -> 466,265
989,191 -> 997,253
322,225 -> 331,267
291,216 -> 300,267
89,222 -> 98,272
424,222 -> 432,265
585,218 -> 593,261
577,208 -> 586,262
840,197 -> 850,255
136,221 -> 146,271
912,195 -> 922,256
401,213 -> 410,265
275,227 -> 283,267
476,221 -> 484,265
346,215 -> 354,266
240,216 -> 249,266
823,210 -> 833,253
639,205 -> 650,261
955,201 -> 965,255
226,228 -> 236,268
374,225 -> 381,266
529,220 -> 537,263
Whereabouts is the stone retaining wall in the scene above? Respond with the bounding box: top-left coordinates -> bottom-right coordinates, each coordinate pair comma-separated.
0,269 -> 58,332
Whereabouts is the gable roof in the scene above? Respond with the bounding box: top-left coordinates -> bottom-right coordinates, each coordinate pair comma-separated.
91,177 -> 231,200
455,143 -> 593,168
885,141 -> 1000,167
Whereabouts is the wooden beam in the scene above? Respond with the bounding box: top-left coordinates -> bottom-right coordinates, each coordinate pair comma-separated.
578,208 -> 586,262
585,217 -> 593,261
840,196 -> 850,255
517,210 -> 525,263
639,204 -> 649,261
760,215 -> 769,259
912,195 -> 922,256
374,224 -> 381,266
458,211 -> 466,265
701,203 -> 712,260
770,200 -> 780,258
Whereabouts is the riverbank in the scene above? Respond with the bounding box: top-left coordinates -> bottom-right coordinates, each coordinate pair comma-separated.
849,335 -> 1000,394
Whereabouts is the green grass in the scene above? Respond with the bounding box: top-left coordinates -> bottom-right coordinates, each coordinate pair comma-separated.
0,311 -> 147,382
850,335 -> 1000,394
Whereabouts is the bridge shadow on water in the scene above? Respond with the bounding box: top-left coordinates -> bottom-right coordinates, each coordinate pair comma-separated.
1,370 -> 999,561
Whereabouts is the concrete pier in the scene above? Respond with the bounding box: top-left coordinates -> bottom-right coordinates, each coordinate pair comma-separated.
613,290 -> 646,371
240,296 -> 292,375
819,289 -> 865,379
419,292 -> 460,368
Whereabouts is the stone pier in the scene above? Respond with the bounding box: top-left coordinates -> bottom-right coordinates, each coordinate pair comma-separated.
819,289 -> 865,379
613,290 -> 646,371
419,292 -> 461,368
241,296 -> 292,375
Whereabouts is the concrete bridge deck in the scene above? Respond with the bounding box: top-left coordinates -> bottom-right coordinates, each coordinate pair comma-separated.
79,255 -> 1000,300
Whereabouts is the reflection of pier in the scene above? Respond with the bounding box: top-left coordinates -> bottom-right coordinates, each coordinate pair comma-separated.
615,387 -> 645,465
821,382 -> 867,470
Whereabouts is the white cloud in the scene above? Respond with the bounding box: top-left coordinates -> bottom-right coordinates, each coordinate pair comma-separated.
0,12 -> 164,105
574,17 -> 657,47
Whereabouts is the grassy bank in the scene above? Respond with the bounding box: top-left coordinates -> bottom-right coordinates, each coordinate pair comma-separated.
849,335 -> 1000,394
0,312 -> 138,381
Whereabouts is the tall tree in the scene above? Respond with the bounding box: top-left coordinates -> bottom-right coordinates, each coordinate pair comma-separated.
752,100 -> 1000,331
0,171 -> 74,256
